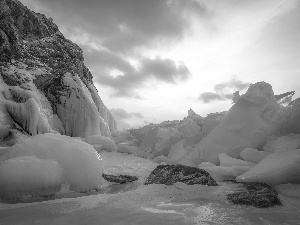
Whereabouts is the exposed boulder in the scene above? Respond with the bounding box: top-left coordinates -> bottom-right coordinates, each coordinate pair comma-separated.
102,174 -> 138,184
144,164 -> 218,186
227,182 -> 282,208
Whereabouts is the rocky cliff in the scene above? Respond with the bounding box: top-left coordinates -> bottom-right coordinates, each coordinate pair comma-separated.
0,0 -> 117,145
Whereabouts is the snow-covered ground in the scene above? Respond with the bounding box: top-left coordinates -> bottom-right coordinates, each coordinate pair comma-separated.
0,151 -> 299,225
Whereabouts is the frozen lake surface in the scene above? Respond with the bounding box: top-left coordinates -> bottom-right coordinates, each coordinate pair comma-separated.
1,152 -> 300,225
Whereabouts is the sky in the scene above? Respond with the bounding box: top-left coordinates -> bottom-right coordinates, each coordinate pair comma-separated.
20,0 -> 300,130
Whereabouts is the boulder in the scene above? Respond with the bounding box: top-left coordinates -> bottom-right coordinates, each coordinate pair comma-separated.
144,164 -> 217,186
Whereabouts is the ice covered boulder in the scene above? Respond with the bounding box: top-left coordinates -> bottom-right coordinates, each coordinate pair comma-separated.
219,153 -> 256,167
167,139 -> 189,164
180,82 -> 287,166
263,133 -> 300,153
0,133 -> 103,195
85,135 -> 117,152
236,149 -> 300,185
240,148 -> 270,163
0,156 -> 63,199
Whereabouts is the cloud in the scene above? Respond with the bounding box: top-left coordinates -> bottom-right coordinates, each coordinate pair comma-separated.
92,54 -> 191,98
110,108 -> 145,120
109,108 -> 145,130
21,0 -> 211,54
198,92 -> 225,103
19,0 -> 198,98
198,76 -> 250,103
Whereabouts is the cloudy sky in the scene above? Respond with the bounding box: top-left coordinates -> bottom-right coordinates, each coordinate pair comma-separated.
20,0 -> 300,130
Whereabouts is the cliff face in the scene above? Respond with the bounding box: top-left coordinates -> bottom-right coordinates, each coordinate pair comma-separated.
0,0 -> 117,143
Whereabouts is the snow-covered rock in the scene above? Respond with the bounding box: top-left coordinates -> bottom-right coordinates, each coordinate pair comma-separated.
240,148 -> 270,163
85,135 -> 117,152
179,82 -> 287,166
0,133 -> 103,198
236,149 -> 300,185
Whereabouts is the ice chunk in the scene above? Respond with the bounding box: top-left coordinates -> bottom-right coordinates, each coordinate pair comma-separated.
240,148 -> 270,163
154,129 -> 182,156
139,127 -> 159,151
275,183 -> 300,198
201,112 -> 226,136
85,135 -> 117,152
200,166 -> 251,182
236,149 -> 300,185
263,134 -> 300,153
179,82 -> 287,166
0,156 -> 62,199
5,98 -> 50,135
198,162 -> 216,167
219,153 -> 256,167
0,133 -> 103,192
167,139 -> 188,165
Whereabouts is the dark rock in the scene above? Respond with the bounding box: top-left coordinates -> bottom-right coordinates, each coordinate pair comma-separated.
144,164 -> 218,186
102,174 -> 138,184
227,182 -> 282,208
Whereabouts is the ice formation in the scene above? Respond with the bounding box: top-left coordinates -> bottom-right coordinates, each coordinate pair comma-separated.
263,133 -> 300,153
240,148 -> 270,163
85,135 -> 117,152
179,82 -> 287,166
5,98 -> 50,135
236,149 -> 300,185
56,74 -> 102,138
0,133 -> 103,198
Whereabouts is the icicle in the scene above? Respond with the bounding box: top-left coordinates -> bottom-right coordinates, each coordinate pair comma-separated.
56,74 -> 101,138
5,98 -> 50,135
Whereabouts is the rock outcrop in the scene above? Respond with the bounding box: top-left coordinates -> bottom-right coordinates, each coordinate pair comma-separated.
0,0 -> 116,142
